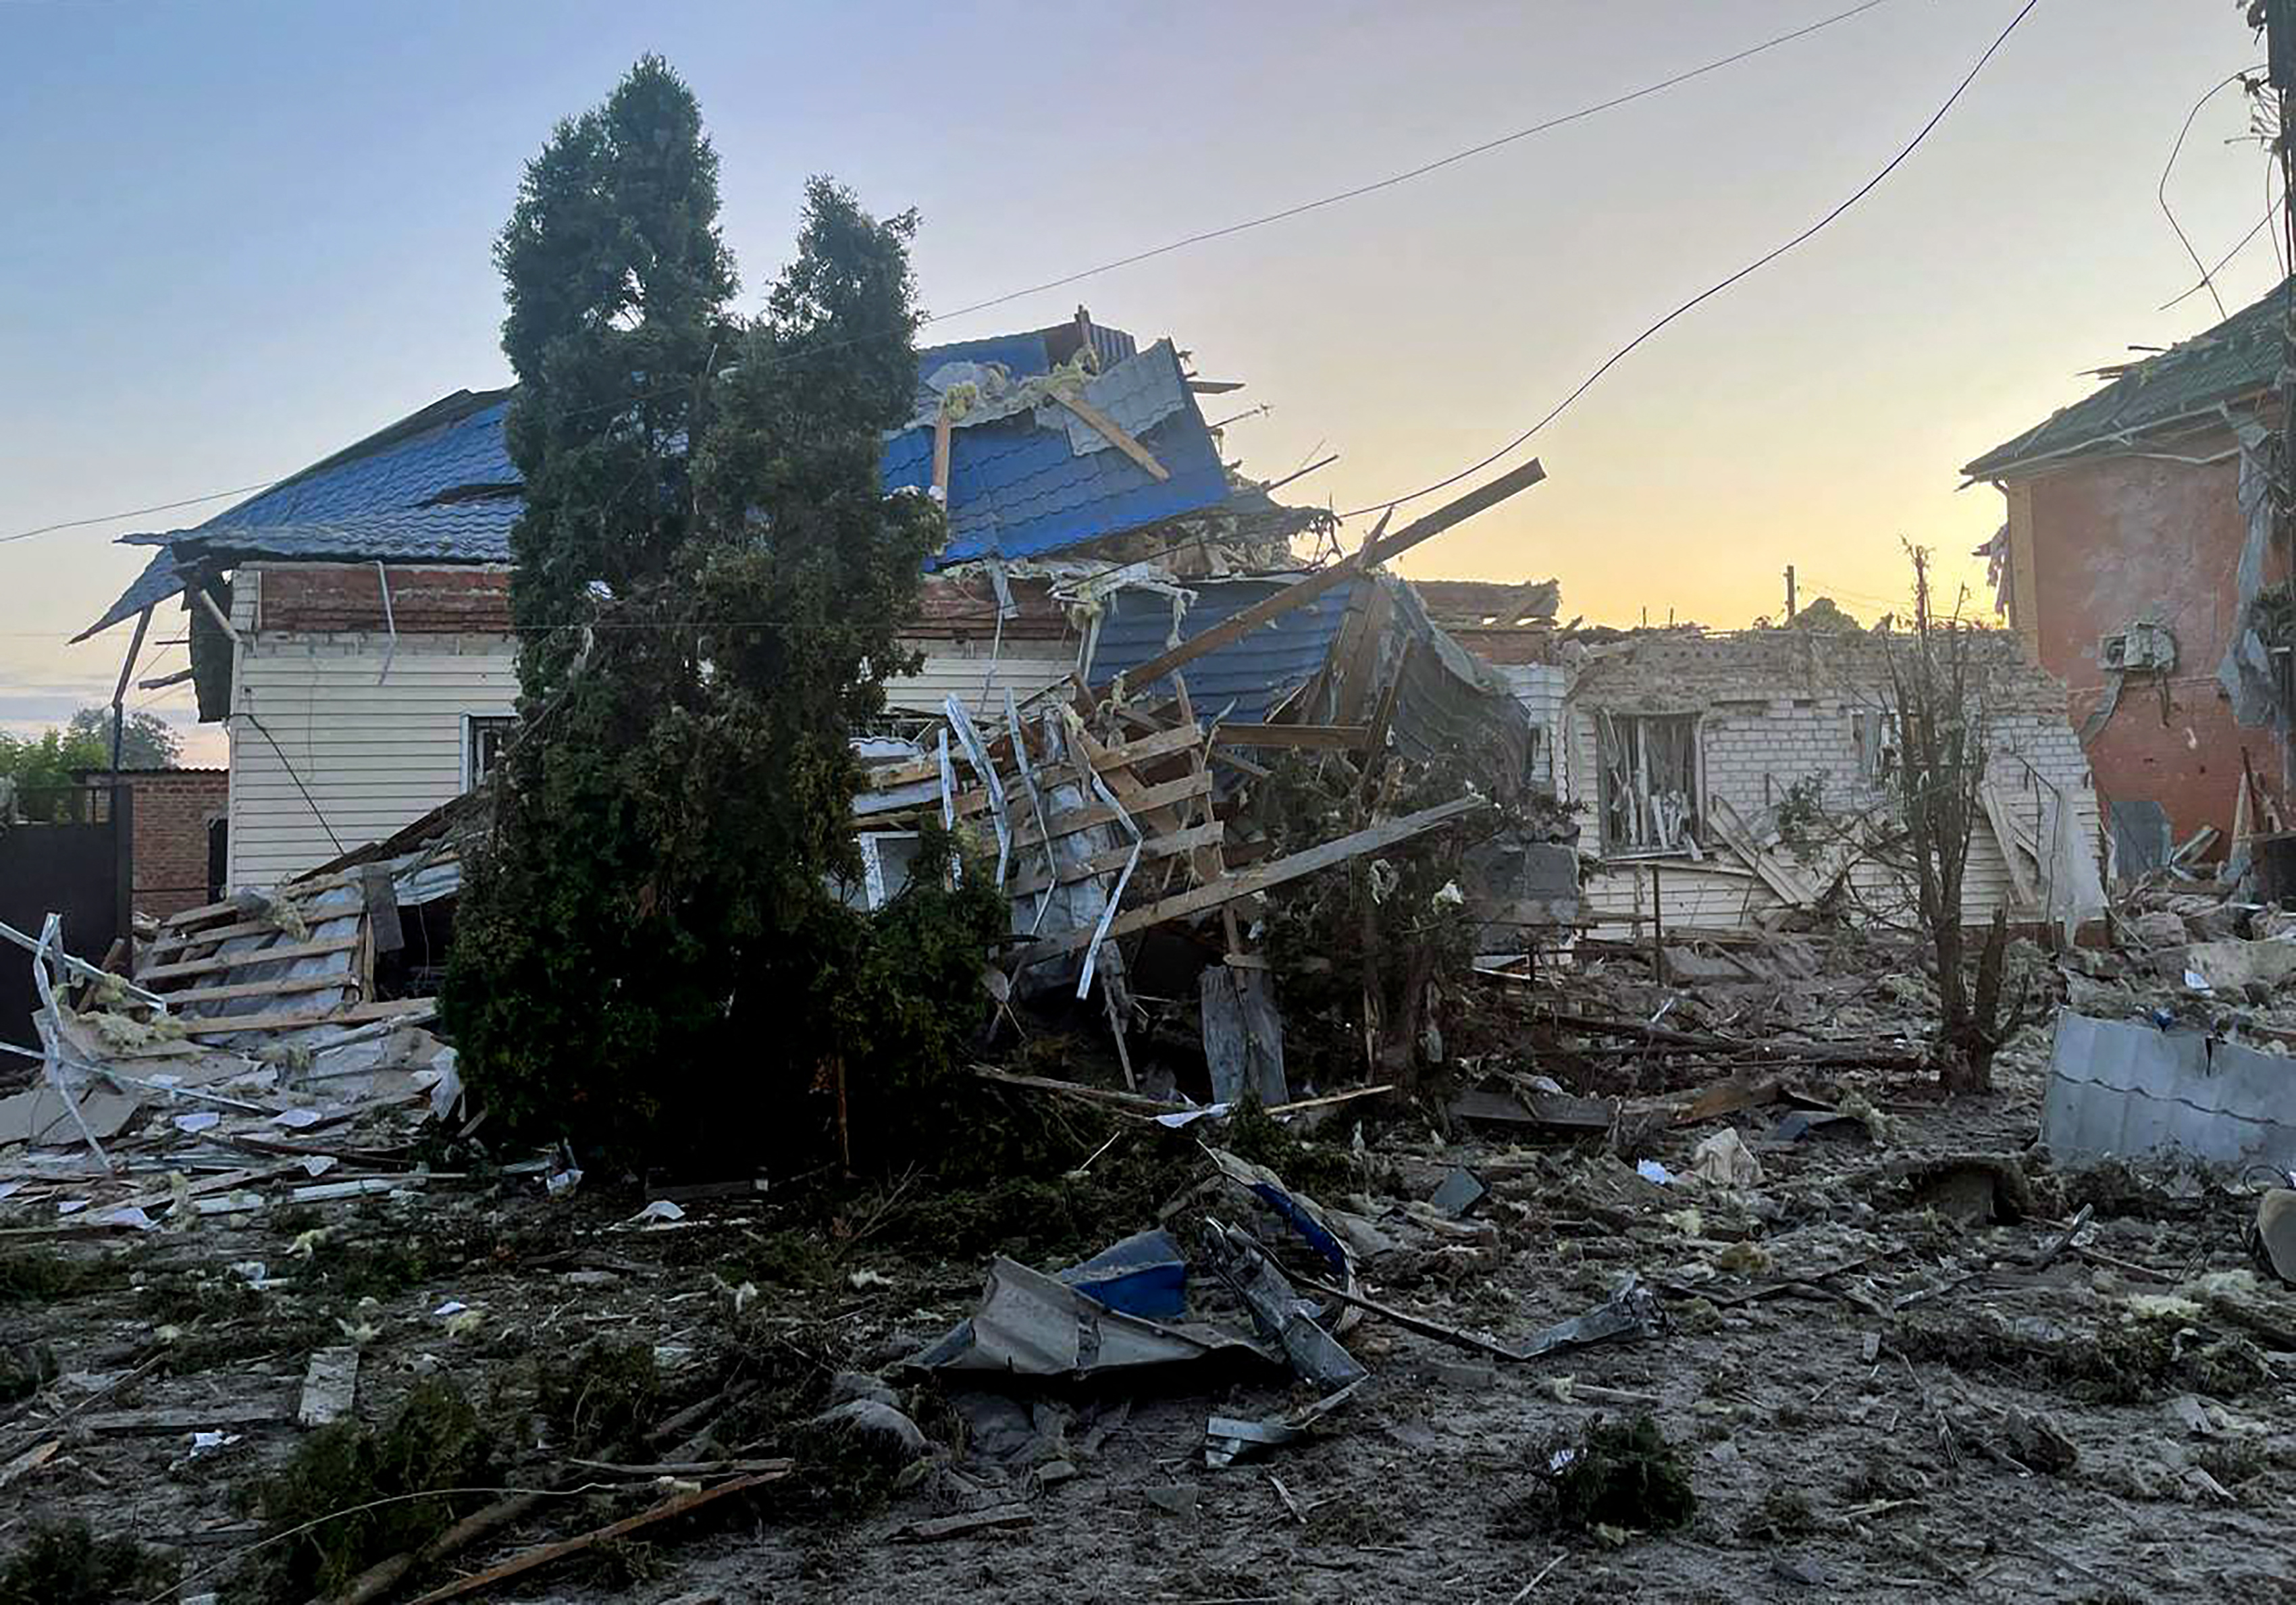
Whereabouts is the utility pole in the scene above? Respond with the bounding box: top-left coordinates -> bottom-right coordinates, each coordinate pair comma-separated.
1783,564 -> 1798,621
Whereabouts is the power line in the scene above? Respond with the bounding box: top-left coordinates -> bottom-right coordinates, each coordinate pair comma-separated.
930,0 -> 1899,325
2158,67 -> 2265,324
2162,183 -> 2284,311
0,1 -> 1898,548
1339,0 -> 2047,522
0,482 -> 276,546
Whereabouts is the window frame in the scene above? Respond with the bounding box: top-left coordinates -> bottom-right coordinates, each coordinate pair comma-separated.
461,713 -> 517,791
1595,710 -> 1703,854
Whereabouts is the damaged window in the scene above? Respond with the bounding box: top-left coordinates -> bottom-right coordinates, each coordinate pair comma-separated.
463,716 -> 516,790
1852,707 -> 1900,782
1596,712 -> 1700,852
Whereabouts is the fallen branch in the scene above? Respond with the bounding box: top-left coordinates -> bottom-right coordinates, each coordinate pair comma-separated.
402,1470 -> 785,1604
565,1456 -> 792,1478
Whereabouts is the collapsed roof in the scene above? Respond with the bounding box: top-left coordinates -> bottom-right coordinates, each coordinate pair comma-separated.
79,315 -> 1330,641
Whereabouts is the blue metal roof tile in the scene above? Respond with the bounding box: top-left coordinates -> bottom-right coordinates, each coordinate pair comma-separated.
887,342 -> 1233,566
213,396 -> 518,533
1087,575 -> 1363,727
80,325 -> 1232,635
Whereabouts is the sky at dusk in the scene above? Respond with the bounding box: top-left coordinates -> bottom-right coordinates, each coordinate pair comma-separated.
0,0 -> 2280,766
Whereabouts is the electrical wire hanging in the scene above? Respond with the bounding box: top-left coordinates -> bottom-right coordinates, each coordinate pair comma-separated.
1340,0 -> 2047,523
0,1 -> 1904,548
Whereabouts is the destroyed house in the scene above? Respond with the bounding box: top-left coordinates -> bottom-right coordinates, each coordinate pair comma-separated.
77,313 -> 1536,891
1475,625 -> 2104,938
1964,276 -> 2294,873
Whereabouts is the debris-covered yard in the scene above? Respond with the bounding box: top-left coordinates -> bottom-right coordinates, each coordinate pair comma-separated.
18,41 -> 2296,1605
10,910 -> 2296,1604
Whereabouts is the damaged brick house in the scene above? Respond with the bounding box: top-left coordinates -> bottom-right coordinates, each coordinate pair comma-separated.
1963,275 -> 2295,875
1555,628 -> 2103,937
74,313 -> 1536,891
1416,580 -> 2104,939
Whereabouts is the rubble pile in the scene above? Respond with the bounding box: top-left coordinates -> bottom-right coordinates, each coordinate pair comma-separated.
16,536 -> 2296,1598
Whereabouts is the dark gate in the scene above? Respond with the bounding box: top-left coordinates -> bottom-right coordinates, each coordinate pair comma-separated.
0,784 -> 130,1049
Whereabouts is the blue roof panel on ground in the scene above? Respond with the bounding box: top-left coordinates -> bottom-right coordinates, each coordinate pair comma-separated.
1087,575 -> 1362,728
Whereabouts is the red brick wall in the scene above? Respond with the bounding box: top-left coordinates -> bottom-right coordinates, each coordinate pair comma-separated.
2024,446 -> 2281,843
88,770 -> 229,918
259,564 -> 513,633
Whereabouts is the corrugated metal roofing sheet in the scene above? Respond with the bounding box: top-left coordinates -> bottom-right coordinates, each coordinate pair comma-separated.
81,324 -> 1226,635
1086,574 -> 1363,727
212,396 -> 517,532
1964,276 -> 2293,478
881,339 -> 1232,565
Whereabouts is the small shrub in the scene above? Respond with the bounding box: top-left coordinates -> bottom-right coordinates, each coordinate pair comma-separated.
0,1519 -> 174,1605
539,1340 -> 661,1455
1495,1414 -> 1696,1538
249,1379 -> 496,1600
1742,1483 -> 1815,1542
0,1248 -> 118,1304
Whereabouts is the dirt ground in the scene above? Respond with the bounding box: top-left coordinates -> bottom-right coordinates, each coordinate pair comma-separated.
7,1024 -> 2296,1604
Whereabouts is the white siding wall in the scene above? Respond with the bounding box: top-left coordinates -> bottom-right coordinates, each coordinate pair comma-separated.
226,572 -> 517,888
1495,662 -> 1569,792
223,594 -> 1082,889
883,645 -> 1075,720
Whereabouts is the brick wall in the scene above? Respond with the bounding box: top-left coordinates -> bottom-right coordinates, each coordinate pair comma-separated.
2019,444 -> 2279,842
84,770 -> 228,918
258,564 -> 513,634
1494,662 -> 1569,791
1561,634 -> 2093,851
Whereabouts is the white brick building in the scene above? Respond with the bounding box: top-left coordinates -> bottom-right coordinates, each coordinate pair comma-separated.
1498,628 -> 2103,937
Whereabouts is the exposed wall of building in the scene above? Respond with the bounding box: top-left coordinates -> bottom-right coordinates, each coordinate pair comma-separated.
884,640 -> 1076,721
2013,442 -> 2268,843
1559,630 -> 2099,932
226,565 -> 519,888
1494,662 -> 1569,793
82,769 -> 229,918
220,564 -> 1085,887
257,565 -> 515,634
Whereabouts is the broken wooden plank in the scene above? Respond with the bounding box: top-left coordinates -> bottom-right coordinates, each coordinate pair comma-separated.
403,1469 -> 787,1604
931,407 -> 954,502
82,1400 -> 287,1435
1328,578 -> 1395,727
361,864 -> 407,957
1006,821 -> 1225,898
1449,1086 -> 1613,1133
1979,784 -> 2042,908
1211,722 -> 1369,750
1106,458 -> 1546,695
152,971 -> 362,1007
142,916 -> 308,962
176,998 -> 436,1037
1007,770 -> 1212,853
896,1504 -> 1035,1543
970,1065 -> 1180,1113
1057,394 -> 1170,481
1704,796 -> 1819,908
139,936 -> 361,984
297,1346 -> 360,1427
1357,637 -> 1415,799
1006,795 -> 1483,967
0,1439 -> 59,1491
